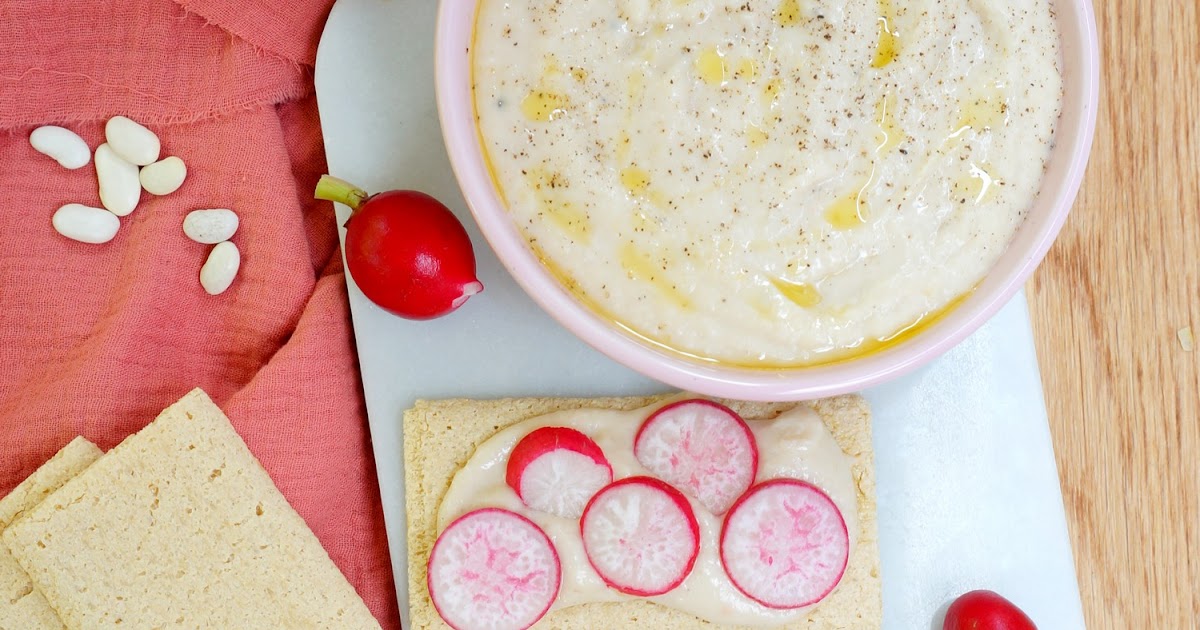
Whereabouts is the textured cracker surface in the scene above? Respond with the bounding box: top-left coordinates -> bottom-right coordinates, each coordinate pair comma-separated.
3,389 -> 381,630
404,394 -> 880,629
0,437 -> 103,530
0,436 -> 101,630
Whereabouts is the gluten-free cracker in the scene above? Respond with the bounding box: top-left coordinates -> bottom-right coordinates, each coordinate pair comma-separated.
403,394 -> 880,629
0,436 -> 102,630
3,389 -> 381,629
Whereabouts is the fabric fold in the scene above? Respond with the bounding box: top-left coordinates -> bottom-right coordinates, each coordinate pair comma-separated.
0,0 -> 312,128
173,0 -> 335,66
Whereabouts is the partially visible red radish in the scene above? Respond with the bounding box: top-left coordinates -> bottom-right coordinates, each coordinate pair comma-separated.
943,590 -> 1037,630
427,508 -> 560,630
506,426 -> 613,519
579,476 -> 700,597
314,175 -> 483,320
634,399 -> 758,515
720,479 -> 849,609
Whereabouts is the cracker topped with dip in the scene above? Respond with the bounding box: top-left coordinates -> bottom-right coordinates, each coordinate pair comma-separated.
405,394 -> 879,629
473,0 -> 1062,365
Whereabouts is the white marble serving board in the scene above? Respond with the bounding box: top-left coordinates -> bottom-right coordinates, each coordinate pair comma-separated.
313,1 -> 1086,627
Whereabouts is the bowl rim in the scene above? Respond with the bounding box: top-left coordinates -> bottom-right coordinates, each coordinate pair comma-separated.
435,0 -> 1100,401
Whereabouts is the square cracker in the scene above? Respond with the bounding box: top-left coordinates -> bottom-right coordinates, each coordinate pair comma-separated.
0,437 -> 103,531
0,436 -> 102,630
3,389 -> 381,630
404,394 -> 880,629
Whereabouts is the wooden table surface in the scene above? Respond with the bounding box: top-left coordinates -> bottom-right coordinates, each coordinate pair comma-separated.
1026,0 -> 1199,627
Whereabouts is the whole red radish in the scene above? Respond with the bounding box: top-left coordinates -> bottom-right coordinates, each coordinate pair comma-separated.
315,175 -> 482,319
944,590 -> 1037,630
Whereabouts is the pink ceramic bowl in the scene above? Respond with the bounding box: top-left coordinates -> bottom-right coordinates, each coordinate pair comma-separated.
435,1 -> 1099,401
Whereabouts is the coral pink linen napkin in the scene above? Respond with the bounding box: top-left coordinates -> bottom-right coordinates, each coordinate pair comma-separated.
0,0 -> 399,626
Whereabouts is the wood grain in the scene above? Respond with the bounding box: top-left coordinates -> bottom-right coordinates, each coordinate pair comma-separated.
1027,0 -> 1200,627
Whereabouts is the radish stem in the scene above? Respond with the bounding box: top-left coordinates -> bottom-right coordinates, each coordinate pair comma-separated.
315,175 -> 370,212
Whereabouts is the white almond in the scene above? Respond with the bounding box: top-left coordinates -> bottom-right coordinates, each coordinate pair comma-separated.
95,144 -> 141,216
105,116 -> 160,166
52,204 -> 120,244
183,209 -> 239,244
140,156 -> 187,195
30,126 -> 90,169
200,241 -> 240,295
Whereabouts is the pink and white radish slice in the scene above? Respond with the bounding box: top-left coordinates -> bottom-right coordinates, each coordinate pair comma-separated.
427,508 -> 561,630
634,399 -> 758,515
506,427 -> 612,519
580,476 -> 700,597
720,479 -> 849,609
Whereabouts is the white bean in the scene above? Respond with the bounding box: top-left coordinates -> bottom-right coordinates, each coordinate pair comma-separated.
183,209 -> 239,244
105,116 -> 160,166
94,144 -> 141,216
52,204 -> 120,244
200,241 -> 240,295
139,156 -> 187,195
30,126 -> 90,169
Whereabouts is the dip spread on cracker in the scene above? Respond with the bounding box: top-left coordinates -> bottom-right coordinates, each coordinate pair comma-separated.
406,394 -> 879,629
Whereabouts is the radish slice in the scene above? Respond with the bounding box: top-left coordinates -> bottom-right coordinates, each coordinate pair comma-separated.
428,508 -> 561,630
634,399 -> 758,515
506,426 -> 613,519
579,476 -> 700,596
720,479 -> 849,609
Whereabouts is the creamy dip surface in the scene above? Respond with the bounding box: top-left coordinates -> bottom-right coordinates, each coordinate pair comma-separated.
473,0 -> 1062,365
436,399 -> 857,627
